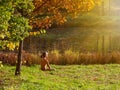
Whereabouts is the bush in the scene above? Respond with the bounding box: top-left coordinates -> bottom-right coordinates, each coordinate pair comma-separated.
0,51 -> 40,66
48,50 -> 120,65
0,50 -> 120,65
22,51 -> 40,66
62,50 -> 79,65
49,50 -> 61,64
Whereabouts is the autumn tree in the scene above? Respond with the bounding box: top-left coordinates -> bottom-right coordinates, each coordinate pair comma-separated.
0,0 -> 34,75
30,0 -> 99,30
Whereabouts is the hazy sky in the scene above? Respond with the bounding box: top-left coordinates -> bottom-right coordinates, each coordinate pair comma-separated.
111,0 -> 120,8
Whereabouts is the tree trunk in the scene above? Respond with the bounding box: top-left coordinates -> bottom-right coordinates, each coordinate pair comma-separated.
15,40 -> 23,76
96,35 -> 99,52
109,35 -> 112,52
102,35 -> 105,55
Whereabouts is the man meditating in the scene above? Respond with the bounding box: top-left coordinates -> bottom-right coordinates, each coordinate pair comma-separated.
40,52 -> 54,71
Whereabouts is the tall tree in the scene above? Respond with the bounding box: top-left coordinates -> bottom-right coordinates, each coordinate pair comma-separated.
0,0 -> 34,75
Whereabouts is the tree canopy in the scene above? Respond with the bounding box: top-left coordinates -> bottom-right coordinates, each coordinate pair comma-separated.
30,0 -> 99,29
0,0 -> 34,50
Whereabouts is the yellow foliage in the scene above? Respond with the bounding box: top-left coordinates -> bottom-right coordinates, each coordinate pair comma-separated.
94,0 -> 102,6
0,64 -> 3,68
33,32 -> 37,36
7,42 -> 15,51
29,32 -> 33,35
0,34 -> 5,39
31,0 -> 102,29
0,61 -> 3,68
29,31 -> 44,36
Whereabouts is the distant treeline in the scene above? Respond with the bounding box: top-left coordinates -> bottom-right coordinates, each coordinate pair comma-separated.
23,34 -> 120,53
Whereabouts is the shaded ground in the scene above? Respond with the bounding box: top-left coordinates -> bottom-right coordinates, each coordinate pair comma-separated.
0,64 -> 120,90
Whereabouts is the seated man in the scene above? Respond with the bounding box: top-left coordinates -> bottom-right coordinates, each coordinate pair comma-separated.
40,52 -> 54,71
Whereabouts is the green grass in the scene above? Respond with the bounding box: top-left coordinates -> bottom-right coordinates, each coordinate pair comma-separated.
0,64 -> 120,90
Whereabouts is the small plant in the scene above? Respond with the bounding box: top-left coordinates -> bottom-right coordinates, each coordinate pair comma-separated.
0,61 -> 3,68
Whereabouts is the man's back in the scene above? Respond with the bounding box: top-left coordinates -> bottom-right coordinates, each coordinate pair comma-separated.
41,58 -> 47,70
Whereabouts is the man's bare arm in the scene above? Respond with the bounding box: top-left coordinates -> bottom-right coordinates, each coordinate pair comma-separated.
46,60 -> 51,69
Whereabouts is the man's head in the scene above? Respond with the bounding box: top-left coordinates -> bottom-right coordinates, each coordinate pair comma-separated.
41,52 -> 48,58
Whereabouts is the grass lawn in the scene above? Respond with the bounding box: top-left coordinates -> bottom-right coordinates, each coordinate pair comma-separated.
0,64 -> 120,90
